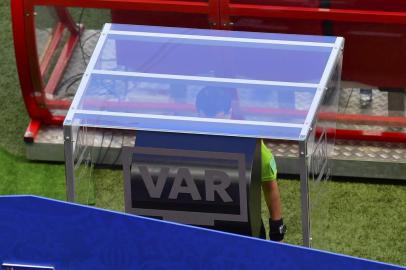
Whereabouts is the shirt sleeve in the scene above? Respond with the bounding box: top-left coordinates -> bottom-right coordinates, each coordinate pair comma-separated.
261,140 -> 278,182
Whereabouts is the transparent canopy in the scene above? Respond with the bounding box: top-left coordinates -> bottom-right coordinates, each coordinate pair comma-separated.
66,23 -> 342,140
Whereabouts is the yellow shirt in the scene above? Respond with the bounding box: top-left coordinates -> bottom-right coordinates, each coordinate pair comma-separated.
261,140 -> 277,182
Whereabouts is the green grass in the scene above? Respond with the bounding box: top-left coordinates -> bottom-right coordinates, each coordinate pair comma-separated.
0,148 -> 66,199
0,0 -> 30,157
273,179 -> 406,266
0,0 -> 406,266
320,181 -> 406,265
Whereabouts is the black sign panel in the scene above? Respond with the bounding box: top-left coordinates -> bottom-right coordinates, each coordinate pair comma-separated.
123,147 -> 249,226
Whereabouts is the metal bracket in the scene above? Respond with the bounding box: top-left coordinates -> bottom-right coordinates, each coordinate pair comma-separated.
1,263 -> 54,270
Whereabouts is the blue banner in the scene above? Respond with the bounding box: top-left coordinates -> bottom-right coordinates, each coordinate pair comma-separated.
0,196 -> 404,270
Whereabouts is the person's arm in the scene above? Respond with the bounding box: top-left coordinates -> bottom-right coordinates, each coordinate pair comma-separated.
261,140 -> 286,241
262,180 -> 286,241
262,180 -> 282,221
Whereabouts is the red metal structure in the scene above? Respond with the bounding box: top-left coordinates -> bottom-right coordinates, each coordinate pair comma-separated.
11,0 -> 406,143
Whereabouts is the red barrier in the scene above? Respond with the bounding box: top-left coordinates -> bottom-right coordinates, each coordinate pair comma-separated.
11,0 -> 406,143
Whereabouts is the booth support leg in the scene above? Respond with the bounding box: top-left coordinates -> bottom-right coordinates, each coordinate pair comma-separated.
299,141 -> 311,247
64,124 -> 75,202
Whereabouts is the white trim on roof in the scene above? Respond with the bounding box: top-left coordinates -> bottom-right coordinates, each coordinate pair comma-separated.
75,109 -> 305,128
92,70 -> 319,88
107,29 -> 336,48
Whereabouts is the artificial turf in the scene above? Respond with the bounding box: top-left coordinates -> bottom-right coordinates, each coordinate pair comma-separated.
0,148 -> 66,199
0,0 -> 405,267
0,0 -> 29,157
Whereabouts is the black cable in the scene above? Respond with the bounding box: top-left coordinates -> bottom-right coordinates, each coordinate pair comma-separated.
343,88 -> 354,113
133,28 -> 194,73
77,8 -> 87,67
82,31 -> 100,45
81,31 -> 101,59
53,73 -> 83,97
65,76 -> 83,95
58,73 -> 83,88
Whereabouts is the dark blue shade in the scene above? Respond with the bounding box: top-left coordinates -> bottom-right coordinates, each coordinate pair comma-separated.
72,113 -> 302,140
95,35 -> 331,83
67,23 -> 339,140
77,73 -> 315,124
0,196 -> 404,270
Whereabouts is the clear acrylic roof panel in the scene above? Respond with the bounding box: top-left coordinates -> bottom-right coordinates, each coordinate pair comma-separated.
95,27 -> 333,84
67,23 -> 342,141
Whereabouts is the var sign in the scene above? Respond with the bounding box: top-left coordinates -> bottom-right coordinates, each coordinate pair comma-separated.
122,147 -> 249,226
138,165 -> 233,202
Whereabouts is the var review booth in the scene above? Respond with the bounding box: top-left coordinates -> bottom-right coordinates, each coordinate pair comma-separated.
64,23 -> 343,248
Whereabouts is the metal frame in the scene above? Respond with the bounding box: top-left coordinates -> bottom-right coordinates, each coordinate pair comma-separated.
297,42 -> 342,247
92,69 -> 320,88
64,24 -> 111,202
334,129 -> 406,143
218,0 -> 406,142
12,0 -> 220,141
64,23 -> 343,246
298,39 -> 343,247
41,7 -> 80,97
65,23 -> 334,138
11,0 -> 406,142
218,0 -> 406,26
65,24 -> 111,123
12,2 -> 80,142
299,140 -> 310,247
222,3 -> 406,24
300,37 -> 344,140
74,109 -> 304,129
63,124 -> 75,202
39,22 -> 65,77
107,29 -> 335,47
1,263 -> 55,270
11,0 -> 55,126
43,26 -> 81,96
